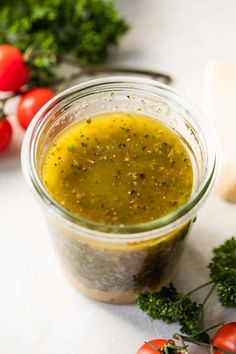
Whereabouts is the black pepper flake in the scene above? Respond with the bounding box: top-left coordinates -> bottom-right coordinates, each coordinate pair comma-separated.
120,126 -> 130,133
128,190 -> 136,195
118,143 -> 127,148
142,146 -> 148,151
161,181 -> 168,187
139,173 -> 145,178
81,142 -> 88,147
86,118 -> 92,124
162,142 -> 168,148
169,200 -> 178,206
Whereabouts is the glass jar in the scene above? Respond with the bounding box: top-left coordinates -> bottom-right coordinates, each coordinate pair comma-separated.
22,77 -> 218,304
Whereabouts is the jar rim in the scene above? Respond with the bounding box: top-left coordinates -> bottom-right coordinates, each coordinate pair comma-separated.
21,76 -> 218,241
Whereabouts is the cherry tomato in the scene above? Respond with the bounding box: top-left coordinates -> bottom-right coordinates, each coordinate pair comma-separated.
137,339 -> 175,354
0,118 -> 12,153
0,45 -> 29,92
17,87 -> 54,130
212,322 -> 236,354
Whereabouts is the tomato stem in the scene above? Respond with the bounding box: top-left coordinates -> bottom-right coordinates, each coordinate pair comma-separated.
144,341 -> 162,352
0,90 -> 25,120
174,330 -> 236,354
174,333 -> 210,348
23,46 -> 172,86
144,341 -> 188,354
211,345 -> 236,354
0,86 -> 27,106
59,55 -> 172,84
0,101 -> 4,120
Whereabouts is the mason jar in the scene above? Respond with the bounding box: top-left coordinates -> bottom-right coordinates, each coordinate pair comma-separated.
22,77 -> 218,304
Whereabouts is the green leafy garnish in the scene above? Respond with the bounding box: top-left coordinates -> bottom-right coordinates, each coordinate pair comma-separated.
136,284 -> 209,342
136,237 -> 236,340
208,237 -> 236,306
67,145 -> 77,153
0,0 -> 128,83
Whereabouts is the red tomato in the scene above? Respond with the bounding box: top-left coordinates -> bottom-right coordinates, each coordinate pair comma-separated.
0,118 -> 12,153
17,87 -> 54,130
137,339 -> 174,354
0,45 -> 29,92
212,322 -> 236,354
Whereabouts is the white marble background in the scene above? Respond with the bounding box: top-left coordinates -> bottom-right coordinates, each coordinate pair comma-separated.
1,1 -> 236,353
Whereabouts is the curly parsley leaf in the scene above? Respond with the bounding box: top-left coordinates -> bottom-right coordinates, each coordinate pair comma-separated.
0,0 -> 128,83
208,237 -> 236,307
137,237 -> 236,340
136,284 -> 209,342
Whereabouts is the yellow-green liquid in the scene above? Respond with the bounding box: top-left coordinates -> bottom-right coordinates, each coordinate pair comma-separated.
41,113 -> 193,225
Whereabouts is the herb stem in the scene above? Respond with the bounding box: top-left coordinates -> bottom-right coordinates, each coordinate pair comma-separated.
202,284 -> 216,307
184,280 -> 214,297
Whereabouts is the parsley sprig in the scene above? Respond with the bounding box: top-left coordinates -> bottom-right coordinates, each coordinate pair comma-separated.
137,283 -> 211,342
0,0 -> 128,84
137,237 -> 236,341
209,237 -> 236,306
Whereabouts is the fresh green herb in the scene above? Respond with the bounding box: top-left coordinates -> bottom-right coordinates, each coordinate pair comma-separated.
136,284 -> 209,342
67,145 -> 77,153
137,237 -> 236,340
208,237 -> 236,306
0,0 -> 128,83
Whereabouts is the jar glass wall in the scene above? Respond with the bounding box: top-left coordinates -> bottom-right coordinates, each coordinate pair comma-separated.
22,77 -> 217,303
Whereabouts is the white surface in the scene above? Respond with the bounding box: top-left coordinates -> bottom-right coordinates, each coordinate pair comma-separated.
1,1 -> 236,353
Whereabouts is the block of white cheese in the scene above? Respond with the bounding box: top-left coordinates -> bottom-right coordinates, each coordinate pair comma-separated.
206,63 -> 236,202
